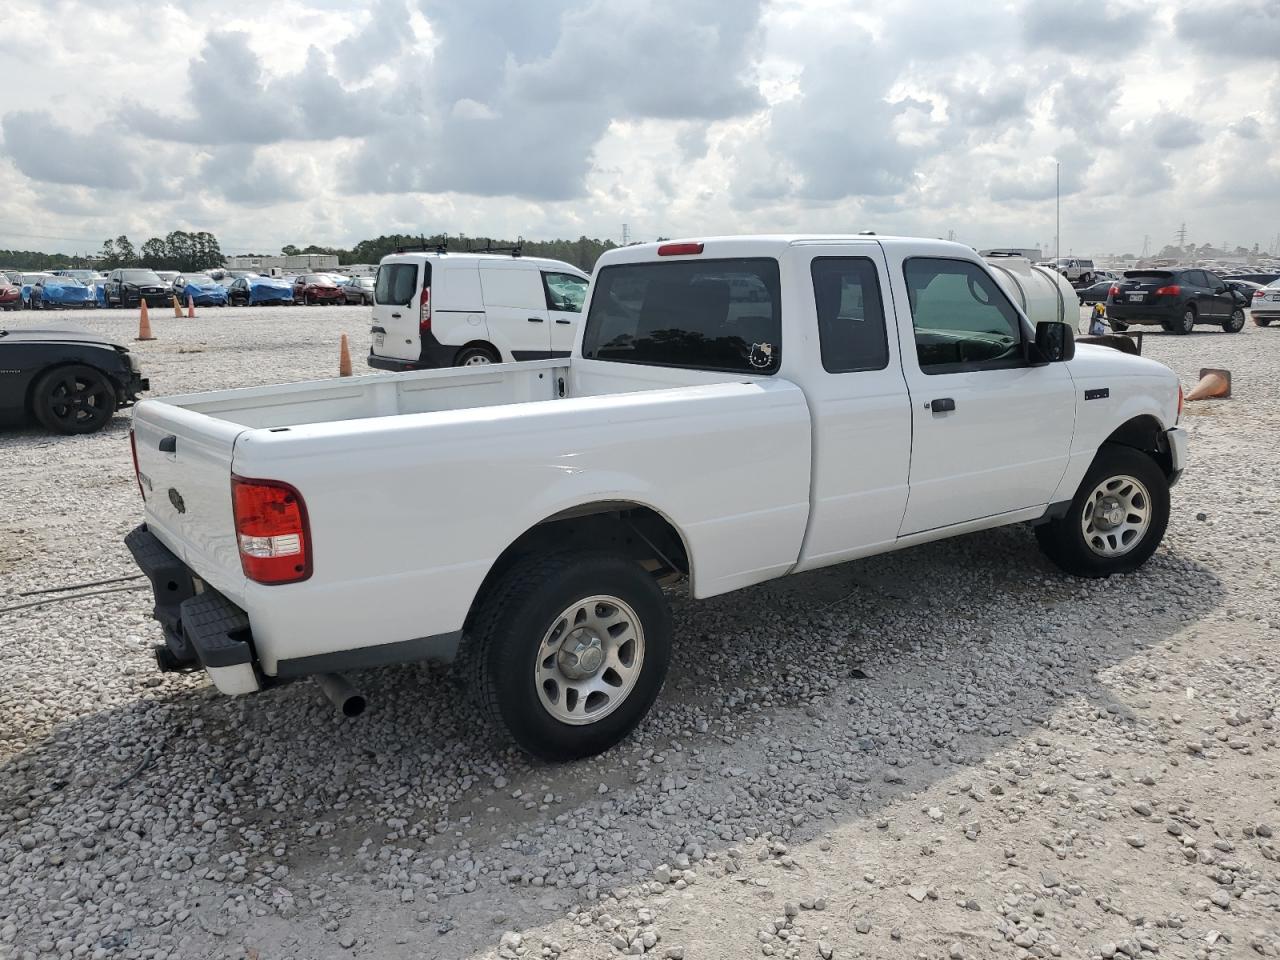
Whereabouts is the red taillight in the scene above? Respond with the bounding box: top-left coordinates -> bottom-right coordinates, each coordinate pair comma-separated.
1108,285 -> 1120,297
657,242 -> 704,256
1254,289 -> 1265,298
419,285 -> 432,333
1177,383 -> 1183,423
1154,284 -> 1180,296
129,429 -> 145,500
231,476 -> 312,584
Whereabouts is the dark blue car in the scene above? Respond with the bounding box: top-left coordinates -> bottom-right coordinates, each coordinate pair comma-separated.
31,275 -> 95,309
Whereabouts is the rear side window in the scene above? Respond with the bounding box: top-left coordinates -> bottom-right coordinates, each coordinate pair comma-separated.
581,257 -> 781,374
479,267 -> 547,310
376,262 -> 420,306
811,258 -> 889,373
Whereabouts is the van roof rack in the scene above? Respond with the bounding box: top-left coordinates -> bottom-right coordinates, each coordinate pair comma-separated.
466,237 -> 524,257
394,235 -> 450,255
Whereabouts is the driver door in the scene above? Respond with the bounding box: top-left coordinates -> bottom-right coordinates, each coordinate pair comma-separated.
892,256 -> 1076,536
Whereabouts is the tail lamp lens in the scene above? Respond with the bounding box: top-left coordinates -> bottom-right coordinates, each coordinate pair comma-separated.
419,286 -> 432,333
1108,285 -> 1120,297
657,242 -> 705,256
231,476 -> 312,584
1154,284 -> 1180,296
1177,383 -> 1183,423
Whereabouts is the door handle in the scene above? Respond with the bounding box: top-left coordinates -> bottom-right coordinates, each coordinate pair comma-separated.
158,435 -> 177,453
555,319 -> 572,325
390,312 -> 402,319
926,398 -> 956,413
528,317 -> 544,323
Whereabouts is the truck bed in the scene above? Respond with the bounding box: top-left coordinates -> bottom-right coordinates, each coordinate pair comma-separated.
130,358 -> 813,678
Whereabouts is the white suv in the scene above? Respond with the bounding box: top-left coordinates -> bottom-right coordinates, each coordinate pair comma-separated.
367,250 -> 590,369
1056,258 -> 1096,284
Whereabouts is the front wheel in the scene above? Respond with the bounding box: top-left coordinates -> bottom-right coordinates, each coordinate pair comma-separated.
1035,444 -> 1170,578
1223,308 -> 1246,333
469,552 -> 673,760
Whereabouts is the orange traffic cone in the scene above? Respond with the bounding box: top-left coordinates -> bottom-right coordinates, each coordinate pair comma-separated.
172,294 -> 182,318
187,294 -> 195,319
1185,368 -> 1230,401
136,299 -> 155,341
339,334 -> 352,377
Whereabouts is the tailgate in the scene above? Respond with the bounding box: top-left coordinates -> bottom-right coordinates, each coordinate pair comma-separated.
131,399 -> 247,600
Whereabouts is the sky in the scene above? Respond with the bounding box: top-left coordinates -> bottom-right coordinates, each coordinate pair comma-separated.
0,0 -> 1277,259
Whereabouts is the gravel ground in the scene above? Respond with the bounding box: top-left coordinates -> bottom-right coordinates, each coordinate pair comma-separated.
1,305 -> 1278,960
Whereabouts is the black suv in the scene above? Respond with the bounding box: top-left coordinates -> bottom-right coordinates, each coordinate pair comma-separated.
104,268 -> 172,308
1106,269 -> 1247,334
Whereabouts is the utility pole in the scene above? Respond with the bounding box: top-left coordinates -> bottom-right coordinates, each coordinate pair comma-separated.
1140,234 -> 1150,258
1055,162 -> 1060,265
1176,222 -> 1188,248
621,223 -> 631,246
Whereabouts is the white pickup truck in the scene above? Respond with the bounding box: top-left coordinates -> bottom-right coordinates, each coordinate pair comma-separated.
125,236 -> 1186,760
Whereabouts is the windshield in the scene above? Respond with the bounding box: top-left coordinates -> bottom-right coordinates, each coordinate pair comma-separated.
121,269 -> 162,283
183,274 -> 215,285
21,274 -> 50,283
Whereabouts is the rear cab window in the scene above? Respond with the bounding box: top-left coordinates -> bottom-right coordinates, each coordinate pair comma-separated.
581,258 -> 781,374
375,261 -> 423,306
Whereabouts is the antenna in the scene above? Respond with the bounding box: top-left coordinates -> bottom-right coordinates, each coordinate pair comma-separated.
1055,161 -> 1060,265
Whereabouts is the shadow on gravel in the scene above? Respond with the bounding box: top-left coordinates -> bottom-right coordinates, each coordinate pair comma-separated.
0,523 -> 1226,957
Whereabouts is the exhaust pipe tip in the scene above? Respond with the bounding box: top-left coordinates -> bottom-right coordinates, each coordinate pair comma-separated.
315,673 -> 367,718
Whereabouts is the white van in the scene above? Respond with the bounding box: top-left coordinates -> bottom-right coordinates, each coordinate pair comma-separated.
367,252 -> 590,369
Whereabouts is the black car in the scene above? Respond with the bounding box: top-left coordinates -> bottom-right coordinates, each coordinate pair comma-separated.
1106,268 -> 1247,334
1232,273 -> 1279,286
0,327 -> 149,434
103,268 -> 172,308
1076,279 -> 1114,304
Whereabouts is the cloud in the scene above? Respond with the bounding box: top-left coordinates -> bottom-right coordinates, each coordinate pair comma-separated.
1175,1 -> 1280,59
0,111 -> 140,190
333,0 -> 414,81
1141,112 -> 1205,151
124,32 -> 376,145
1022,0 -> 1155,54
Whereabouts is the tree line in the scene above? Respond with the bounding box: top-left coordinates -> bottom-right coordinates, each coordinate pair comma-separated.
98,231 -> 224,272
279,233 -> 621,272
5,231 -> 622,275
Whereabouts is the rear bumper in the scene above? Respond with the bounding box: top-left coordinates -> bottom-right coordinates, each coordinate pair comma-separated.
125,525 -> 262,695
1105,303 -> 1179,323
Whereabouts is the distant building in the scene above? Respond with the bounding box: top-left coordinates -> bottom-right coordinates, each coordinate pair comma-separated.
224,253 -> 340,272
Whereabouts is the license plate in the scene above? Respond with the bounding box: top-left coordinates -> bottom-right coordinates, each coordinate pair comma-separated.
373,333 -> 385,351
1128,293 -> 1144,301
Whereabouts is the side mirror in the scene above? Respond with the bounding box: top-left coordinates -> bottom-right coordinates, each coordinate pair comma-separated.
1032,321 -> 1075,364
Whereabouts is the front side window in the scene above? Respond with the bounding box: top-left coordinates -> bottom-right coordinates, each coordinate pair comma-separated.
543,272 -> 589,312
581,257 -> 781,374
903,258 -> 1025,373
811,257 -> 889,373
375,262 -> 419,306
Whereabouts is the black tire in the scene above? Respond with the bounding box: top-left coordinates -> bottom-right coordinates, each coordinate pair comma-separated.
469,551 -> 673,761
1108,320 -> 1129,332
454,345 -> 500,366
1080,273 -> 1093,285
31,364 -> 117,435
1256,318 -> 1272,327
1223,308 -> 1246,333
1173,306 -> 1196,334
1035,444 -> 1170,578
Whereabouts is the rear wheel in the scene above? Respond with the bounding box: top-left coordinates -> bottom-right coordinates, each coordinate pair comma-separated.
1035,444 -> 1170,578
1173,306 -> 1196,334
455,345 -> 500,366
1223,308 -> 1246,333
31,364 -> 117,435
469,552 -> 672,760
1108,319 -> 1129,332
1256,317 -> 1272,327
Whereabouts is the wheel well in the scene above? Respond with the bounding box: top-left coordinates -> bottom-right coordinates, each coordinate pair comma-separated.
24,361 -> 120,417
455,340 -> 500,362
464,503 -> 690,631
1103,415 -> 1172,478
